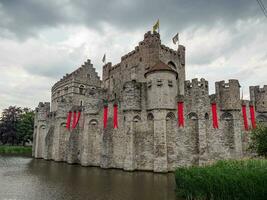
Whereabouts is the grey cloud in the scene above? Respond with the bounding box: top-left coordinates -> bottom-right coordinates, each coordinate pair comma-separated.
0,0 -> 261,40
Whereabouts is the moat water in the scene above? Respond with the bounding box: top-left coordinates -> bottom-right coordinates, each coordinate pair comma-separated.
0,154 -> 178,200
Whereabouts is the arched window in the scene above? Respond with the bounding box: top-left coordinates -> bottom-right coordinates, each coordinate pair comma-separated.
205,113 -> 209,120
166,112 -> 175,121
221,112 -> 233,121
64,86 -> 68,94
79,85 -> 85,95
133,115 -> 141,123
89,119 -> 98,126
147,113 -> 154,121
188,112 -> 198,120
168,61 -> 176,70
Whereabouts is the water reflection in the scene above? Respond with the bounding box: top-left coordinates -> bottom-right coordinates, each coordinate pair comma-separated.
0,155 -> 178,200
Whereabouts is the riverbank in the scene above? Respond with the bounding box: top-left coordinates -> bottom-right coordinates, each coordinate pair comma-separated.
0,145 -> 32,154
175,159 -> 267,200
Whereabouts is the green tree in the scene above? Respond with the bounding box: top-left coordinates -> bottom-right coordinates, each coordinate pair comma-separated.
16,110 -> 34,146
0,106 -> 34,146
249,125 -> 267,157
0,106 -> 23,145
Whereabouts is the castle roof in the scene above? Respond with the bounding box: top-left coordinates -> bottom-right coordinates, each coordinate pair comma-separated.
144,60 -> 178,78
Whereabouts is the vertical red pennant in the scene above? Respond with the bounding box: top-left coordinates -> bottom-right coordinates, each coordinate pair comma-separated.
103,105 -> 108,128
242,105 -> 249,131
211,103 -> 219,129
72,111 -> 77,129
74,111 -> 81,128
66,111 -> 72,130
113,104 -> 118,129
177,102 -> 184,127
249,105 -> 256,129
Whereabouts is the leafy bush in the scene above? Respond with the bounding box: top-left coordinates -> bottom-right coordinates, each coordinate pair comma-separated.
175,159 -> 267,200
249,125 -> 267,157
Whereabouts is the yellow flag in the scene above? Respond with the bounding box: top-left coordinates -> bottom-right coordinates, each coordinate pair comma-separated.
153,19 -> 159,32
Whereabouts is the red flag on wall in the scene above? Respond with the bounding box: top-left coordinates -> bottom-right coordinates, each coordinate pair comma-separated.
113,104 -> 118,129
72,111 -> 77,129
242,105 -> 249,131
103,105 -> 108,128
66,111 -> 72,130
249,105 -> 256,129
177,102 -> 184,127
211,103 -> 219,129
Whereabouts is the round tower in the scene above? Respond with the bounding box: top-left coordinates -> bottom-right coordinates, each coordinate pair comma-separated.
145,60 -> 178,110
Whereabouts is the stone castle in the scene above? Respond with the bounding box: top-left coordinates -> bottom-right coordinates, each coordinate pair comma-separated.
33,31 -> 267,172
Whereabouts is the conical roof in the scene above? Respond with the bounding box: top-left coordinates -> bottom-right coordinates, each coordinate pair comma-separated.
144,60 -> 178,78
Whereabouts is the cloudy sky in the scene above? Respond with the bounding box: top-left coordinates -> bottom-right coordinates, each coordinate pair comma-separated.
0,0 -> 266,112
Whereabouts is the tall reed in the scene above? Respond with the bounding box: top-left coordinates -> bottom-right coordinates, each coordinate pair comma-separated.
175,159 -> 267,200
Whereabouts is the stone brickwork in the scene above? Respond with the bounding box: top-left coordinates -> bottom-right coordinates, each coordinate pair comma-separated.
33,31 -> 267,172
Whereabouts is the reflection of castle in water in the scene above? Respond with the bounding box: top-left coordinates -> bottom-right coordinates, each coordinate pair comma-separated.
33,31 -> 267,172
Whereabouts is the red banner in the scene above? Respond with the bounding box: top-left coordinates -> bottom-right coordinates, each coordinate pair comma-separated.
249,105 -> 256,129
103,105 -> 108,128
211,103 -> 219,129
66,111 -> 72,130
74,111 -> 81,128
177,102 -> 184,127
242,105 -> 249,131
113,104 -> 118,129
72,111 -> 77,129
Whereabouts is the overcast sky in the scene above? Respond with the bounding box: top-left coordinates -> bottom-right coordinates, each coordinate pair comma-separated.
0,0 -> 266,112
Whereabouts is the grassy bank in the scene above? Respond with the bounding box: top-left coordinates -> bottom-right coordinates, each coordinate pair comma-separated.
175,159 -> 267,200
0,145 -> 32,154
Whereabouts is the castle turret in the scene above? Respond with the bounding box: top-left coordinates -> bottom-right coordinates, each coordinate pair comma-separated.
145,60 -> 178,110
215,80 -> 242,158
215,80 -> 241,111
33,102 -> 50,158
250,85 -> 267,113
144,60 -> 178,172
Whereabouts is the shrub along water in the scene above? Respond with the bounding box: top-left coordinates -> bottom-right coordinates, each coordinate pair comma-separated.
175,159 -> 267,200
0,145 -> 32,154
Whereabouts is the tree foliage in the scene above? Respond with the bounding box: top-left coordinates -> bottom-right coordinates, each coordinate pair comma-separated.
249,125 -> 267,157
0,106 -> 34,146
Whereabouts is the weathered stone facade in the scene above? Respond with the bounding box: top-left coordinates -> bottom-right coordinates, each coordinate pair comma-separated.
33,31 -> 267,172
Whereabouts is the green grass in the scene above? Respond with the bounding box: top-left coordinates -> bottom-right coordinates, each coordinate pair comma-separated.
0,145 -> 32,154
175,159 -> 267,200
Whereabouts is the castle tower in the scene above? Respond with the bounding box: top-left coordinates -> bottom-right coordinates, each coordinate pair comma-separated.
184,78 -> 210,165
33,102 -> 50,158
215,80 -> 241,111
145,60 -> 178,172
250,85 -> 267,124
215,80 -> 242,158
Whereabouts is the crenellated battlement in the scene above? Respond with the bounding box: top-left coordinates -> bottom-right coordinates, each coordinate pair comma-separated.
215,79 -> 241,111
250,85 -> 267,113
36,102 -> 50,121
185,78 -> 209,96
